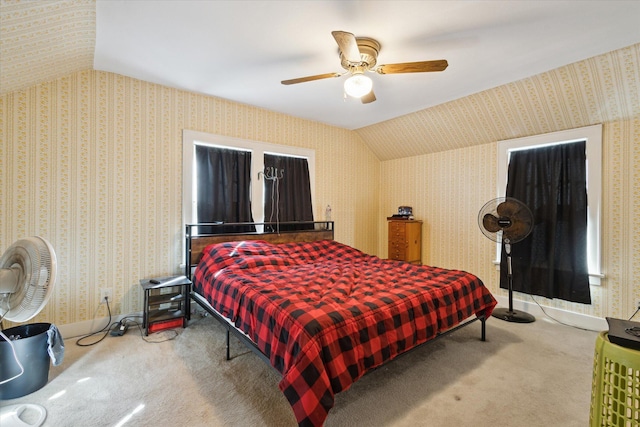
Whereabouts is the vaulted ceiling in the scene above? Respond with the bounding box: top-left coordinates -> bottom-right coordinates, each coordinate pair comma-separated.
2,0 -> 639,160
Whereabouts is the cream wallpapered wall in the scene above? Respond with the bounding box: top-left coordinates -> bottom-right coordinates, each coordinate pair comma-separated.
0,0 -> 95,95
360,43 -> 640,160
379,117 -> 640,320
0,70 -> 380,327
1,40 -> 638,328
375,43 -> 640,321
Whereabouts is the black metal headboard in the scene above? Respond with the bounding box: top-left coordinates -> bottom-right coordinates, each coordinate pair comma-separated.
184,221 -> 334,280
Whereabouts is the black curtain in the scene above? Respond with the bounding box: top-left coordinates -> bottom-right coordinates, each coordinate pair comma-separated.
501,141 -> 591,304
195,145 -> 255,233
264,154 -> 314,231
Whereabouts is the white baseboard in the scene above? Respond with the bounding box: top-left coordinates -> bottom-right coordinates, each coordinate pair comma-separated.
56,312 -> 144,339
494,295 -> 607,331
56,301 -> 607,338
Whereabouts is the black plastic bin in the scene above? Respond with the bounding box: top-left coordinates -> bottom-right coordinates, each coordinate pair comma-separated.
0,322 -> 51,399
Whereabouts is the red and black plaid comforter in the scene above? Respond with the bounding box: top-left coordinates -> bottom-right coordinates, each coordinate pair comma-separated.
193,240 -> 496,426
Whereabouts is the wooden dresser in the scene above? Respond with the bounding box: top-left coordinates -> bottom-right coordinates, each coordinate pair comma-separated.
388,220 -> 423,264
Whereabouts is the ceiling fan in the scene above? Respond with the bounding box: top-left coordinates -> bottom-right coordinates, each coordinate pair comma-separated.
281,31 -> 448,104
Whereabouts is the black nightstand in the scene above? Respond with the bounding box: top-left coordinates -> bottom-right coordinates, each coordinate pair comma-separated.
140,275 -> 191,335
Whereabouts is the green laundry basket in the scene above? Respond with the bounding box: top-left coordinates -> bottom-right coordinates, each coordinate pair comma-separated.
590,331 -> 640,426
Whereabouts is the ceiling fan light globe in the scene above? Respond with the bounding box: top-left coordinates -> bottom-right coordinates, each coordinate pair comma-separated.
344,74 -> 373,98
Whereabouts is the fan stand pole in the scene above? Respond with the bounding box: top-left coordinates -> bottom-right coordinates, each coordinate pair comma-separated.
492,239 -> 535,323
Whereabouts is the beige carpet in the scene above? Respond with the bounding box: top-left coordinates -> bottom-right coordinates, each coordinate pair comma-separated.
1,311 -> 599,426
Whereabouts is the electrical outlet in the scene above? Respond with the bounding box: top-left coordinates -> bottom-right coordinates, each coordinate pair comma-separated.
100,288 -> 113,303
636,299 -> 640,310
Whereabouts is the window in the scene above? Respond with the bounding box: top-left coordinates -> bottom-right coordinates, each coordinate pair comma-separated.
497,124 -> 603,285
263,153 -> 314,231
182,130 -> 316,229
194,144 -> 255,233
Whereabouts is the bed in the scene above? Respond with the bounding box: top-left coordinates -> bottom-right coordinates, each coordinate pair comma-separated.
185,222 -> 497,426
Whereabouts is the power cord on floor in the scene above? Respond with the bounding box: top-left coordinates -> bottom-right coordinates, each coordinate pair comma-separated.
75,306 -> 181,346
76,297 -> 115,346
137,320 -> 180,343
529,295 -> 601,332
112,315 -> 180,343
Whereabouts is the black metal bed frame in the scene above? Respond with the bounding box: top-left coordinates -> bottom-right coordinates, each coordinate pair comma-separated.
192,290 -> 485,368
184,221 -> 487,371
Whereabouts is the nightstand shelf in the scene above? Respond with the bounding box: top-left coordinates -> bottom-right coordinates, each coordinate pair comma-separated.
140,275 -> 191,335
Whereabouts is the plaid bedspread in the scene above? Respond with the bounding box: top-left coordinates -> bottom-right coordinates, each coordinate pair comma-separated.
193,240 -> 496,426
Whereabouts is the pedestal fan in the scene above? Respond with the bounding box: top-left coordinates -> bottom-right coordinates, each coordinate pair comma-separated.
478,198 -> 535,323
0,236 -> 58,427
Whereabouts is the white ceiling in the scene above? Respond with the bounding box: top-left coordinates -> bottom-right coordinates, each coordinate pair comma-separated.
94,0 -> 640,130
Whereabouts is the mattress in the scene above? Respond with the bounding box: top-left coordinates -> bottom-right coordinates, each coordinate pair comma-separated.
192,239 -> 496,426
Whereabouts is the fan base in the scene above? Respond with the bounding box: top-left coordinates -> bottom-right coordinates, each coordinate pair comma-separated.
492,307 -> 536,323
0,404 -> 46,427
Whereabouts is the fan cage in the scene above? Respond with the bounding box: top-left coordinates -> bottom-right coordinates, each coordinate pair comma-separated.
477,197 -> 533,245
0,236 -> 56,323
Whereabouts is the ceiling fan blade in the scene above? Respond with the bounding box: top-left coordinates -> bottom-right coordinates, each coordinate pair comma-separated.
332,31 -> 361,64
361,90 -> 376,104
281,72 -> 341,85
376,60 -> 448,74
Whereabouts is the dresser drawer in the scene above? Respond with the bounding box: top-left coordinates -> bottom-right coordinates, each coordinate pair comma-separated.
388,248 -> 406,260
388,221 -> 405,237
387,220 -> 422,264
